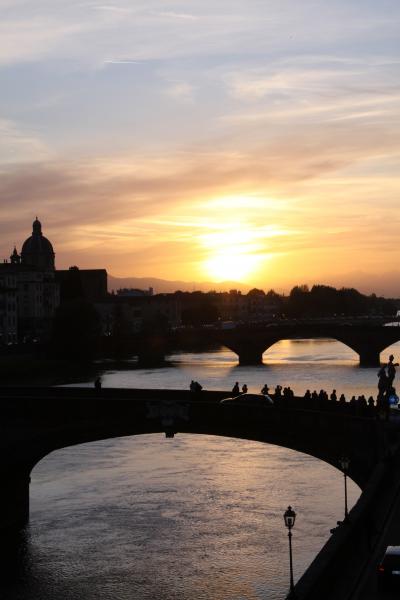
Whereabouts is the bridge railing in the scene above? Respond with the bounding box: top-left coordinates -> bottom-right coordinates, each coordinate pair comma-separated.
0,387 -> 379,423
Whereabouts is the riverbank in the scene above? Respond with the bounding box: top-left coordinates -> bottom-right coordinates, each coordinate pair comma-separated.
0,354 -> 96,386
0,353 -> 176,387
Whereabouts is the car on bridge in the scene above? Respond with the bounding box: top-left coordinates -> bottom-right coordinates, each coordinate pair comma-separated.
220,393 -> 274,406
378,546 -> 400,588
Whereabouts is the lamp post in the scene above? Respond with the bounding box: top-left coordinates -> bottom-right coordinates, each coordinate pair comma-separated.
284,505 -> 296,596
339,456 -> 350,519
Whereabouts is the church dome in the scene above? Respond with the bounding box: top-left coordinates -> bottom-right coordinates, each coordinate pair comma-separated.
21,218 -> 55,270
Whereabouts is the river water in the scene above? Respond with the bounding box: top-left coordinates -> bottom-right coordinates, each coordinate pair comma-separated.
5,340 -> 400,600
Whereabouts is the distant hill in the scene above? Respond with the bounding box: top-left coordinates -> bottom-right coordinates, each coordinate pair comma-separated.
108,275 -> 253,294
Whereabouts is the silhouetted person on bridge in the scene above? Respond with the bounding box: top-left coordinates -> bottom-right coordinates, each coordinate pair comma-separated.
349,396 -> 356,414
232,382 -> 240,394
282,387 -> 290,407
377,366 -> 388,399
387,355 -> 399,391
242,384 -> 248,393
357,395 -> 367,415
94,377 -> 102,392
261,384 -> 270,395
190,380 -> 202,392
318,389 -> 328,408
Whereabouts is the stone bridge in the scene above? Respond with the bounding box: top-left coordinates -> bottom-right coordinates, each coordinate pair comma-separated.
1,386 -> 400,599
170,321 -> 400,366
0,386 -> 394,531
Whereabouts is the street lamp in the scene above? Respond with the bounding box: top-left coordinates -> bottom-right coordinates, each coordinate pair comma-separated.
284,505 -> 296,596
339,456 -> 350,519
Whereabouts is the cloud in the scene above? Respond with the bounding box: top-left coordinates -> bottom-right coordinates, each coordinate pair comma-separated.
0,119 -> 50,163
0,15 -> 101,65
156,12 -> 199,21
0,114 -> 399,281
2,1 -> 397,68
103,59 -> 141,65
164,81 -> 195,102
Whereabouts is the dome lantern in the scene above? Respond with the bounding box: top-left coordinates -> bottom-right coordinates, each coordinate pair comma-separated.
32,217 -> 42,236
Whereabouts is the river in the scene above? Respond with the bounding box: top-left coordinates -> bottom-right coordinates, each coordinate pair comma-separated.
4,339 -> 400,600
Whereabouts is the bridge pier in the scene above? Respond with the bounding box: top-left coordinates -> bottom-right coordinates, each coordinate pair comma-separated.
358,349 -> 381,368
0,472 -> 30,532
238,349 -> 264,365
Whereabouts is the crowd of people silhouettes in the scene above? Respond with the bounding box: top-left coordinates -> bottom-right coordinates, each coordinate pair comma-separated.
181,354 -> 400,417
227,355 -> 399,417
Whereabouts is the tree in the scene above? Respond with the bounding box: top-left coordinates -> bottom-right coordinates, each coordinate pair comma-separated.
247,288 -> 265,296
287,285 -> 310,317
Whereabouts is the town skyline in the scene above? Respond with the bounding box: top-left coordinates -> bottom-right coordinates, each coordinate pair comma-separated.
3,216 -> 400,297
1,1 -> 400,295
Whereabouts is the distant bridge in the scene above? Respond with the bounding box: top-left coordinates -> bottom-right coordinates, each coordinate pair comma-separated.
162,319 -> 400,367
1,386 -> 400,599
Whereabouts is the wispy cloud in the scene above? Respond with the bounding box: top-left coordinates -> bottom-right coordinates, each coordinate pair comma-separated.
165,81 -> 195,102
156,11 -> 199,21
103,59 -> 141,65
0,119 -> 50,163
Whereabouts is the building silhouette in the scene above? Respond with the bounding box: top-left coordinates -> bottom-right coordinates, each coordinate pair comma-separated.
0,218 -> 110,345
0,218 -> 181,347
0,219 -> 59,344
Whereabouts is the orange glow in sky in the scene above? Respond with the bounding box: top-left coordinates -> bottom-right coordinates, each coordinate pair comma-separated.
1,2 -> 400,295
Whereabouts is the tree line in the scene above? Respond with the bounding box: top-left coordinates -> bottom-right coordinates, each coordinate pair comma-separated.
173,284 -> 397,325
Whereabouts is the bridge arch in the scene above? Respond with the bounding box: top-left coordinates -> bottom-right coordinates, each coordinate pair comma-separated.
216,332 -> 360,366
26,433 -> 363,600
29,422 -> 360,484
261,337 -> 359,363
379,341 -> 400,361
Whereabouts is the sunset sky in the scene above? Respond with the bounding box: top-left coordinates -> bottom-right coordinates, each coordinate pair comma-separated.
1,1 -> 400,294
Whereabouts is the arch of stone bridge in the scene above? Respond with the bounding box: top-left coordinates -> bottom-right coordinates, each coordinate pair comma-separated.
217,333 -> 359,365
333,333 -> 400,355
261,337 -> 358,358
25,408 -> 379,490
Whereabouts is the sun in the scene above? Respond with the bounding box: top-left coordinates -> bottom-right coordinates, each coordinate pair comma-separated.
198,198 -> 283,282
204,251 -> 261,282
